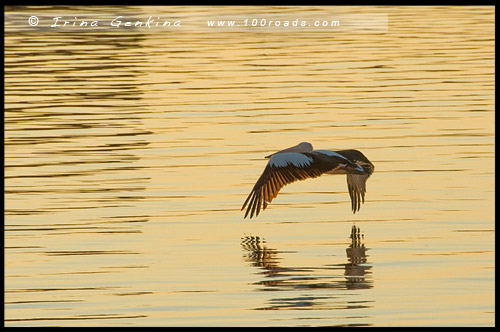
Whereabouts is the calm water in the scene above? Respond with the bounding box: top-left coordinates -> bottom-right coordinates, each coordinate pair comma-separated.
4,6 -> 495,327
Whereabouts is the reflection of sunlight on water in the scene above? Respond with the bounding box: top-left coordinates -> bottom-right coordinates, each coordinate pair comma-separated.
241,225 -> 373,315
4,5 -> 494,327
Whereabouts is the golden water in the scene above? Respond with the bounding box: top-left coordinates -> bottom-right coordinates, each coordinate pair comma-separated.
5,6 -> 494,326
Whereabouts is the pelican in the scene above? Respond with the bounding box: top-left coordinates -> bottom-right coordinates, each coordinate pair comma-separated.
242,142 -> 374,219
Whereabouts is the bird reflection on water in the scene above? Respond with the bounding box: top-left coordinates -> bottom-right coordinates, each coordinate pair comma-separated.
241,225 -> 373,312
345,225 -> 372,290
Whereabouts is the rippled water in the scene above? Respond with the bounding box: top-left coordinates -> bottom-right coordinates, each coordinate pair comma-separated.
4,6 -> 495,327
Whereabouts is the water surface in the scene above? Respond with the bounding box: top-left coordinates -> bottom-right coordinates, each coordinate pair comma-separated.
4,6 -> 495,327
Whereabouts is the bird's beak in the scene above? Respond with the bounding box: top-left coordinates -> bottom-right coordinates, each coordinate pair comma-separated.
265,144 -> 301,159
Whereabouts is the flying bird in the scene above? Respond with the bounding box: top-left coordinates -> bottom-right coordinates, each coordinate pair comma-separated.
242,142 -> 374,219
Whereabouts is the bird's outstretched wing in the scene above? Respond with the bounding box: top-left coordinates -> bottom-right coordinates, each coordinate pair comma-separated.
347,173 -> 370,213
241,152 -> 344,219
345,157 -> 375,213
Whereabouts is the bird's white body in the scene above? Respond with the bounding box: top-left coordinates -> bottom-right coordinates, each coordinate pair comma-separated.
268,153 -> 313,168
